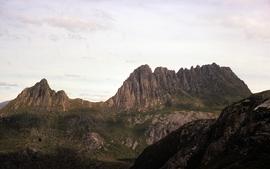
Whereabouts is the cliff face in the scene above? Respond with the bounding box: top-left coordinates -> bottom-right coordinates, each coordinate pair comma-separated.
108,63 -> 251,112
130,90 -> 270,169
144,111 -> 217,145
1,79 -> 93,113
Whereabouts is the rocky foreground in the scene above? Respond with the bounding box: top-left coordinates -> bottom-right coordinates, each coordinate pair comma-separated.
130,90 -> 270,169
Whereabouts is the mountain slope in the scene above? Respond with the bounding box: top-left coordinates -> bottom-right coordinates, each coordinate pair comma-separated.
0,63 -> 253,167
0,101 -> 9,110
0,79 -> 94,114
130,90 -> 270,169
107,63 -> 251,112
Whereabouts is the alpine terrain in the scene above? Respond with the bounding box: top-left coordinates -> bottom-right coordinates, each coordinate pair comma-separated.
0,63 -> 253,169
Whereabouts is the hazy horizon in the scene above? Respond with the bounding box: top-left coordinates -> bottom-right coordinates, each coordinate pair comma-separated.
1,0 -> 270,102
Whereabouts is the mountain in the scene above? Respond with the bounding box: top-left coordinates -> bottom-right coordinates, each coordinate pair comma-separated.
130,90 -> 270,169
0,79 -> 94,114
0,101 -> 9,110
107,63 -> 251,112
1,64 -> 251,114
0,63 -> 254,169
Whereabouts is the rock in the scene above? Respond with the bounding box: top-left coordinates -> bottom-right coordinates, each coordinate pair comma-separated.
130,90 -> 270,169
107,63 -> 251,112
0,79 -> 94,114
121,137 -> 139,150
255,99 -> 270,110
145,111 -> 218,144
107,65 -> 162,111
130,120 -> 215,169
1,63 -> 251,114
84,132 -> 104,150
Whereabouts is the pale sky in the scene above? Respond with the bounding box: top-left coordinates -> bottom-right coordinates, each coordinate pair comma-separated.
0,0 -> 270,102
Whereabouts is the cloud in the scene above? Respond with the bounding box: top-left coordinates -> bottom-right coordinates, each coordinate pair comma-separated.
13,14 -> 111,32
64,74 -> 81,78
222,0 -> 269,5
67,33 -> 86,40
79,93 -> 110,102
0,82 -> 18,87
125,59 -> 141,64
81,56 -> 98,60
220,16 -> 270,41
44,16 -> 108,32
17,15 -> 43,26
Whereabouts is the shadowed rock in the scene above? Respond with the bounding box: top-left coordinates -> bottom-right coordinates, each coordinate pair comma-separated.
130,90 -> 270,169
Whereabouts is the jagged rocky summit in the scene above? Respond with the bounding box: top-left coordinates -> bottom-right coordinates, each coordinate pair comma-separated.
130,90 -> 270,169
0,63 -> 258,168
1,63 -> 251,114
107,63 -> 251,112
1,79 -> 93,114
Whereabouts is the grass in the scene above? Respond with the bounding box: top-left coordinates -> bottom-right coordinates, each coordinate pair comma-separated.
0,101 -> 223,167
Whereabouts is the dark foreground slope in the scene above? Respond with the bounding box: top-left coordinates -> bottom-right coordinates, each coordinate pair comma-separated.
130,90 -> 270,169
0,148 -> 130,169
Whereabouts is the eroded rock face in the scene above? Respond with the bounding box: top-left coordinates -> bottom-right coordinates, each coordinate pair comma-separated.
130,120 -> 215,169
199,90 -> 270,169
145,111 -> 217,144
121,138 -> 139,150
108,63 -> 251,112
84,132 -> 104,150
1,79 -> 93,113
130,90 -> 270,169
107,65 -> 164,111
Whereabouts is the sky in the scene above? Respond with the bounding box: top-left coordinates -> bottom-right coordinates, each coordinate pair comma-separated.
0,0 -> 270,102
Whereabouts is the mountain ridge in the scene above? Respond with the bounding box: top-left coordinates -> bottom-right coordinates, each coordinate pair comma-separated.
1,63 -> 251,114
107,63 -> 251,112
0,63 -> 261,169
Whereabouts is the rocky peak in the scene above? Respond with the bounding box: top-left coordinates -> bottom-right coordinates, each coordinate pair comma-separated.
154,67 -> 170,74
108,63 -> 251,112
21,78 -> 54,99
107,64 -> 159,111
1,79 -> 92,113
133,64 -> 152,74
38,78 -> 49,86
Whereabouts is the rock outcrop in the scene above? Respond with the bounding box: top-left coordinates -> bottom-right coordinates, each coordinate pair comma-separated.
145,111 -> 217,144
130,90 -> 270,169
1,79 -> 93,114
107,63 -> 251,112
84,132 -> 104,150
